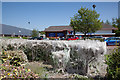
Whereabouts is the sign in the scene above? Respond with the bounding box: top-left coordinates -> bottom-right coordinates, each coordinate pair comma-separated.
57,33 -> 64,37
49,33 -> 55,37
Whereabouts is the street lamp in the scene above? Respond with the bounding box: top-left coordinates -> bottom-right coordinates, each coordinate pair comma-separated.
19,30 -> 21,38
13,33 -> 15,37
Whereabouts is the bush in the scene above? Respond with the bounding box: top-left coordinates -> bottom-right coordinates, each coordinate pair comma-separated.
115,30 -> 120,37
0,62 -> 39,79
0,51 -> 39,79
20,42 -> 54,66
23,45 -> 53,63
22,37 -> 28,39
1,50 -> 28,66
90,38 -> 104,42
49,37 -> 56,40
7,44 -> 14,51
105,47 -> 120,79
24,62 -> 48,78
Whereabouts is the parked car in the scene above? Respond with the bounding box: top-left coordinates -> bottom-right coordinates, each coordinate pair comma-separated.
66,37 -> 79,40
29,37 -> 43,40
29,37 -> 38,40
104,37 -> 120,46
37,37 -> 43,40
89,36 -> 104,39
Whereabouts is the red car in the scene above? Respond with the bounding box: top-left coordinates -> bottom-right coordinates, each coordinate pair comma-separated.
67,37 -> 79,40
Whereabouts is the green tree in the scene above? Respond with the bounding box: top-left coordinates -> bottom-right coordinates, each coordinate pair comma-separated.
39,31 -> 45,35
31,29 -> 39,37
112,18 -> 120,36
101,20 -> 104,23
112,18 -> 120,30
70,7 -> 102,38
105,20 -> 111,25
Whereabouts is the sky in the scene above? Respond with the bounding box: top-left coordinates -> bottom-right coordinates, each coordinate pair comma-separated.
2,2 -> 119,31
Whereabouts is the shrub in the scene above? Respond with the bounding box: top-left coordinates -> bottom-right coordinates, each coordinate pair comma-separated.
0,51 -> 39,79
49,37 -> 56,40
22,43 -> 54,65
7,44 -> 14,51
90,38 -> 104,42
1,50 -> 28,66
105,47 -> 120,79
115,30 -> 120,37
24,62 -> 48,78
22,37 -> 28,39
0,62 -> 39,79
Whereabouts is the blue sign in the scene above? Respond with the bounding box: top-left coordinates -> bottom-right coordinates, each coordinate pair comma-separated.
49,33 -> 55,37
57,33 -> 64,37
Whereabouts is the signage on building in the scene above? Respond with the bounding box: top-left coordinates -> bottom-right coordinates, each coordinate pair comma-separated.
57,33 -> 64,37
49,33 -> 55,37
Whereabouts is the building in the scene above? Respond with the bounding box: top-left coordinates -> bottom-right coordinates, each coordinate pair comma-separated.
76,24 -> 117,37
0,24 -> 32,37
118,1 -> 120,18
44,26 -> 73,38
44,24 -> 117,38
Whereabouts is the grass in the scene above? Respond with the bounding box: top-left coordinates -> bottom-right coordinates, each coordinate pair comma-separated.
24,62 -> 48,78
0,37 -> 28,39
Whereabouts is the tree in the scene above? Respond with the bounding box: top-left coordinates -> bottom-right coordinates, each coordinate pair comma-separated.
39,31 -> 45,35
105,20 -> 111,25
101,20 -> 104,23
112,18 -> 120,36
31,29 -> 39,37
112,18 -> 120,30
70,7 -> 102,38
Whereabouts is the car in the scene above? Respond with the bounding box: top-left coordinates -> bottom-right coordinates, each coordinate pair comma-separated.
89,36 -> 104,39
37,37 -> 43,40
29,37 -> 43,40
104,37 -> 120,46
66,37 -> 79,40
29,37 -> 38,40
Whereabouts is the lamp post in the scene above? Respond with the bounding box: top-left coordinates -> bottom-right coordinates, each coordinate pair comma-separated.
13,33 -> 15,37
19,30 -> 21,38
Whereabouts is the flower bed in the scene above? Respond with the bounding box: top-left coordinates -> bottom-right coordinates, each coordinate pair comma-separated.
0,50 -> 39,79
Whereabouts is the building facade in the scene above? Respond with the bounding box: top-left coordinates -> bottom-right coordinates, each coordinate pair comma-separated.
44,26 -> 73,38
44,24 -> 117,38
0,24 -> 32,37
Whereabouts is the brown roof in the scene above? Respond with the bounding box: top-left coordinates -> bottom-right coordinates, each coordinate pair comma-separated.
44,26 -> 73,32
101,23 -> 118,30
44,24 -> 117,32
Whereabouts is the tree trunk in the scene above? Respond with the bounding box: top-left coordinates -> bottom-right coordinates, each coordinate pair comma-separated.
73,29 -> 75,37
84,33 -> 87,40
